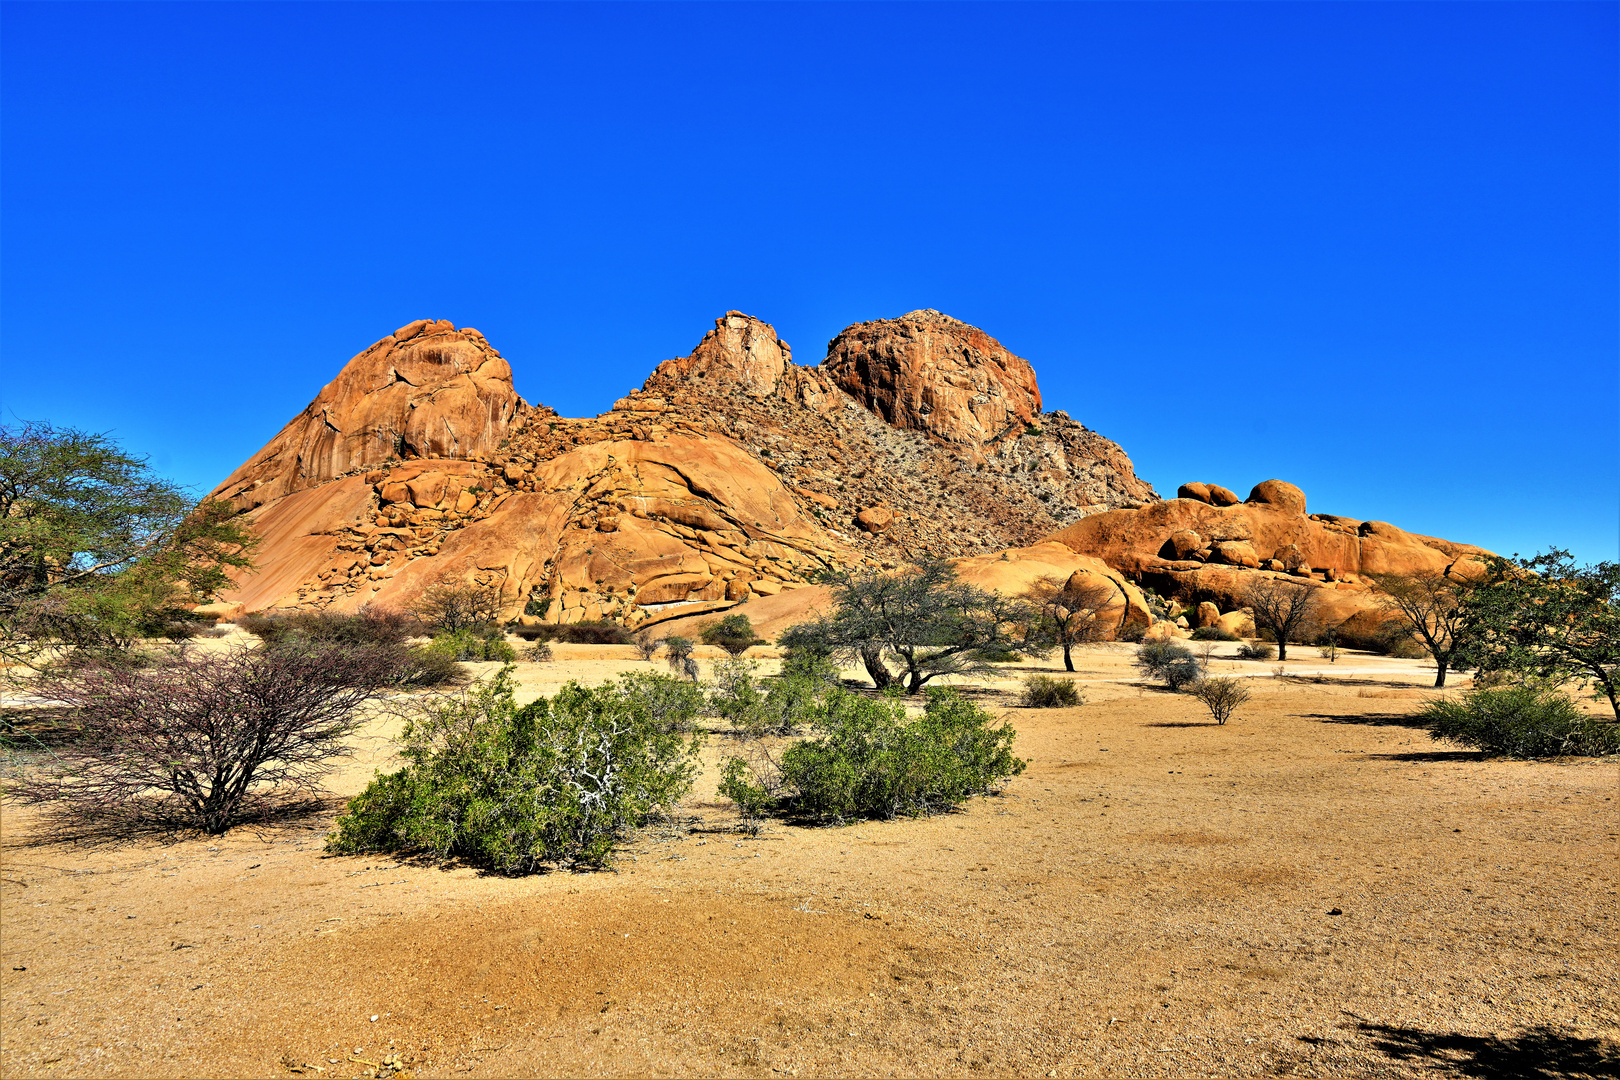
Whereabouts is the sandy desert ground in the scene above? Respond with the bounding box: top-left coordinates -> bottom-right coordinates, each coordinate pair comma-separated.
2,641 -> 1616,1079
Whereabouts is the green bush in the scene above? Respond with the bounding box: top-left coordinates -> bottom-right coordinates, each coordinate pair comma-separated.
975,644 -> 1025,663
1416,686 -> 1620,758
777,689 -> 1025,822
1134,641 -> 1204,689
327,667 -> 704,871
427,628 -> 515,662
1189,626 -> 1239,641
1235,642 -> 1276,661
1021,675 -> 1082,708
701,613 -> 763,657
239,605 -> 414,647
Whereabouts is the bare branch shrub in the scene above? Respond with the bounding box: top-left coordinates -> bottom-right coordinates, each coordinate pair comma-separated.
409,579 -> 503,634
1192,677 -> 1250,724
11,643 -> 396,834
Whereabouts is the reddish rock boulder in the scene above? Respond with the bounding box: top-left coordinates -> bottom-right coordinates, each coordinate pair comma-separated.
647,311 -> 793,398
822,309 -> 1042,447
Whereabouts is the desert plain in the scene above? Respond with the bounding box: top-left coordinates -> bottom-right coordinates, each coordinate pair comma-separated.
2,641 -> 1615,1080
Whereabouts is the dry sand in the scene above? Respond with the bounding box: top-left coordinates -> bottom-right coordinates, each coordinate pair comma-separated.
2,643 -> 1616,1078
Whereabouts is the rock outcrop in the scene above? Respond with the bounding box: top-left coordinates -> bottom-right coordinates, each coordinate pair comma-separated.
209,313 -> 1487,644
213,319 -> 524,512
1045,479 -> 1491,637
211,310 -> 1156,626
823,310 -> 1042,448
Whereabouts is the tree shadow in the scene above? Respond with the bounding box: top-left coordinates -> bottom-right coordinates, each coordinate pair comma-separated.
1357,1021 -> 1620,1080
1144,721 -> 1219,728
7,794 -> 342,849
1303,711 -> 1430,729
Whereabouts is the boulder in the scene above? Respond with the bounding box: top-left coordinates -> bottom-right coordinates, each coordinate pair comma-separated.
822,309 -> 1042,447
1216,610 -> 1254,637
1209,540 -> 1260,568
1195,600 -> 1221,628
1161,529 -> 1203,560
1246,479 -> 1307,517
855,507 -> 894,533
1208,484 -> 1241,506
1177,482 -> 1212,503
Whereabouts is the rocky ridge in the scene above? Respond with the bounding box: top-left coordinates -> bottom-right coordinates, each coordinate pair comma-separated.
210,311 -> 1156,627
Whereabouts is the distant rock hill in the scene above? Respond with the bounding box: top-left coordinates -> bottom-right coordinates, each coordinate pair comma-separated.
207,310 -> 1485,640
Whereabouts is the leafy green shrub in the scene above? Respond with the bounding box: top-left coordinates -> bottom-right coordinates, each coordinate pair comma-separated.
701,613 -> 763,657
1134,641 -> 1204,689
525,641 -> 554,663
1191,676 -> 1250,724
1189,626 -> 1239,642
777,689 -> 1024,822
427,628 -> 515,663
512,625 -> 548,641
1021,675 -> 1082,708
975,644 -> 1025,663
327,668 -> 704,871
718,755 -> 775,833
1416,687 -> 1620,758
1235,642 -> 1276,661
708,658 -> 823,737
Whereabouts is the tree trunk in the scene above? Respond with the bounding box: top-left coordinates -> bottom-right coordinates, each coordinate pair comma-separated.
860,645 -> 892,690
907,672 -> 926,695
1276,638 -> 1288,661
1063,644 -> 1075,673
1434,658 -> 1449,688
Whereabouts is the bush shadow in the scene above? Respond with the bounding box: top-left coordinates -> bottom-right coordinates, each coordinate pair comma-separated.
7,794 -> 343,850
1357,1021 -> 1620,1080
1304,711 -> 1430,729
1144,721 -> 1219,728
1364,750 -> 1488,763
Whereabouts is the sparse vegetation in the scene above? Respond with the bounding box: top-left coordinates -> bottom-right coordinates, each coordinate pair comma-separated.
1021,674 -> 1082,708
633,632 -> 661,661
1235,641 -> 1276,661
1025,574 -> 1118,670
1417,686 -> 1620,758
409,578 -> 504,635
1369,566 -> 1474,686
426,627 -> 516,663
1190,626 -> 1239,642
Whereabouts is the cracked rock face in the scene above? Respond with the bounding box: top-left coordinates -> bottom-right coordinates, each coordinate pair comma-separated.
822,310 -> 1043,448
211,319 -> 523,511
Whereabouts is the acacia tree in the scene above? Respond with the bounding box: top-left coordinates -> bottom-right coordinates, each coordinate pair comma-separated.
1457,550 -> 1619,721
13,643 -> 397,834
409,578 -> 503,634
1,422 -> 256,668
782,561 -> 1039,694
1244,576 -> 1320,661
1369,563 -> 1478,687
1026,574 -> 1118,672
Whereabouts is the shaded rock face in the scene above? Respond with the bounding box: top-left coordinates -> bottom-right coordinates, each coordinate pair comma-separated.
823,310 -> 1042,447
212,319 -> 523,512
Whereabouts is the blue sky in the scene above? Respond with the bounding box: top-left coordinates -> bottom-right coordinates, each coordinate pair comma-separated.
3,2 -> 1615,563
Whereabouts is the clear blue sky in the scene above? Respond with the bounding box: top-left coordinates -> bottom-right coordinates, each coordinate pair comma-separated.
3,2 -> 1615,563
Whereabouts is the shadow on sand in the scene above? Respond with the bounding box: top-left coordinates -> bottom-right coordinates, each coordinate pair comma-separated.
1356,1021 -> 1620,1080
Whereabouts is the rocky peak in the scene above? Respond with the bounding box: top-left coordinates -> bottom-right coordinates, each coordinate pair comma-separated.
647,311 -> 793,398
821,310 -> 1042,447
211,318 -> 524,511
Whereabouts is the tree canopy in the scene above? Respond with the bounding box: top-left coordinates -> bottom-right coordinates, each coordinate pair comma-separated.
781,561 -> 1038,694
1,421 -> 255,665
1457,549 -> 1619,721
